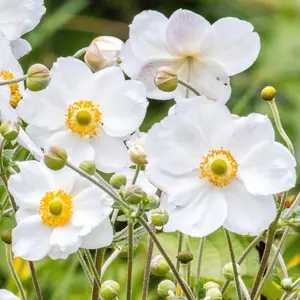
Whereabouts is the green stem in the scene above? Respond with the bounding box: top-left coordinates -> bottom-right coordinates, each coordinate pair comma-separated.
238,276 -> 251,300
73,47 -> 87,58
176,232 -> 184,274
5,244 -> 27,300
77,251 -> 93,285
91,249 -> 104,300
127,222 -> 134,300
178,79 -> 201,97
132,164 -> 141,185
271,243 -> 289,278
0,74 -> 28,86
101,248 -> 122,280
224,229 -> 243,300
195,237 -> 205,295
184,235 -> 192,286
282,192 -> 300,218
28,261 -> 43,300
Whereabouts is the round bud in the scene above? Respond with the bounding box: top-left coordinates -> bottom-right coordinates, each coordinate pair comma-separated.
100,280 -> 120,300
281,278 -> 293,291
177,250 -> 194,264
261,86 -> 276,101
206,287 -> 222,300
27,64 -> 51,91
150,255 -> 170,276
0,121 -> 20,141
1,229 -> 12,244
154,67 -> 178,92
129,143 -> 147,165
110,173 -> 127,189
122,185 -> 146,205
44,146 -> 68,171
143,194 -> 160,211
222,262 -> 240,281
157,280 -> 176,298
204,282 -> 220,292
151,208 -> 169,227
79,160 -> 96,175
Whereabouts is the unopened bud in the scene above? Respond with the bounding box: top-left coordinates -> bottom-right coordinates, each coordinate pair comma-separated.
177,250 -> 193,264
1,230 -> 12,244
129,143 -> 147,165
143,194 -> 160,211
27,64 -> 51,91
122,184 -> 146,205
157,279 -> 176,298
151,208 -> 169,227
204,282 -> 220,292
150,255 -> 170,276
154,67 -> 178,92
281,278 -> 293,291
222,262 -> 240,281
44,146 -> 67,171
206,287 -> 222,300
100,280 -> 120,300
110,173 -> 127,189
0,121 -> 20,141
261,86 -> 276,101
79,160 -> 96,175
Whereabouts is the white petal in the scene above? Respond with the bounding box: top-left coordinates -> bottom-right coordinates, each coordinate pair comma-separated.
238,141 -> 296,195
26,125 -> 56,147
51,167 -> 78,194
223,180 -> 276,235
12,215 -> 52,261
166,9 -> 210,56
207,17 -> 260,76
159,193 -> 178,233
10,38 -> 31,59
0,289 -> 19,300
81,217 -> 114,249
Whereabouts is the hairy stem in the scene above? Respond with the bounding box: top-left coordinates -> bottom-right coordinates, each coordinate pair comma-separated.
239,276 -> 251,300
176,232 -> 184,274
29,261 -> 44,300
91,249 -> 104,300
101,248 -> 122,280
132,164 -> 141,185
127,222 -> 134,300
0,74 -> 28,86
195,237 -> 206,295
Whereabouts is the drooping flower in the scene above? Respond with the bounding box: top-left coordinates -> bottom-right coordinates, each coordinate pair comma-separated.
121,9 -> 260,102
0,0 -> 46,58
8,161 -> 114,260
17,57 -> 148,173
0,290 -> 19,300
145,97 -> 296,236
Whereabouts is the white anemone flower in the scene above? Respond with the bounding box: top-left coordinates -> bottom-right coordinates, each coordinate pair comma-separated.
0,290 -> 19,300
145,97 -> 296,236
121,9 -> 260,102
8,161 -> 114,260
0,0 -> 46,58
17,57 -> 148,173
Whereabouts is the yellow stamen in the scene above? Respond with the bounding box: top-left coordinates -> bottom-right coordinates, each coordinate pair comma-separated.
39,189 -> 73,227
65,100 -> 102,139
200,148 -> 238,187
0,70 -> 22,107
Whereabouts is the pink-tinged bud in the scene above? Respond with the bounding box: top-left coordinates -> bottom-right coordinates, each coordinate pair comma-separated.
44,146 -> 68,171
27,64 -> 51,91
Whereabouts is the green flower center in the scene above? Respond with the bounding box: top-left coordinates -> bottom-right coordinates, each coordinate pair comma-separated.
76,110 -> 91,125
211,159 -> 228,176
49,200 -> 63,216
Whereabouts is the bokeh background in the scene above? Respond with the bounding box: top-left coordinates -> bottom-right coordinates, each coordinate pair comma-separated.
1,0 -> 300,299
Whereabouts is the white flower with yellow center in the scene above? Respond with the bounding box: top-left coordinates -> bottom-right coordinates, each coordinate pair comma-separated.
8,161 -> 114,260
0,0 -> 46,58
0,290 -> 19,300
121,9 -> 260,102
145,97 -> 296,236
17,57 -> 148,173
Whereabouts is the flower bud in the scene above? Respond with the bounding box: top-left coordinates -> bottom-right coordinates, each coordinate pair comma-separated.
204,282 -> 220,292
122,184 -> 146,205
150,255 -> 170,276
157,279 -> 176,298
1,229 -> 12,244
110,173 -> 127,189
222,262 -> 240,281
261,86 -> 276,101
0,121 -> 20,141
26,64 -> 51,91
143,194 -> 160,211
44,146 -> 68,171
281,278 -> 293,291
100,280 -> 120,300
206,287 -> 222,300
129,143 -> 147,165
177,250 -> 194,264
79,160 -> 96,175
155,67 -> 178,92
151,208 -> 169,227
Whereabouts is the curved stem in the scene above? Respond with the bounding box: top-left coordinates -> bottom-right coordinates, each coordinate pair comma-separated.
272,243 -> 289,278
77,251 -> 93,285
132,164 -> 141,185
195,237 -> 205,295
178,79 -> 201,97
91,249 -> 104,300
28,261 -> 43,300
101,248 -> 122,280
238,276 -> 251,300
0,74 -> 28,86
73,47 -> 87,58
126,222 -> 134,300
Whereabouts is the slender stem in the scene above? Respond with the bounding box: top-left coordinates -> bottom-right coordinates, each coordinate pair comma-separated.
73,47 -> 87,58
2,207 -> 13,216
282,192 -> 300,218
94,172 -> 118,196
292,277 -> 300,289
269,99 -> 294,155
285,293 -> 296,300
195,237 -> 206,295
142,224 -> 155,300
77,251 -> 93,285
184,235 -> 192,285
238,276 -> 251,300
111,209 -> 119,225
224,229 -> 242,300
127,222 -> 134,300
132,164 -> 141,185
5,244 -> 27,300
138,217 -> 195,300
29,261 -> 43,300
178,79 -> 201,97
271,243 -> 289,278
101,248 -> 122,280
176,232 -> 184,273
0,74 -> 28,86
91,249 -> 104,300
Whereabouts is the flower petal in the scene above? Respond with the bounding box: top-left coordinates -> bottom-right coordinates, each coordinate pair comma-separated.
25,125 -> 57,147
0,289 -> 19,300
10,38 -> 31,59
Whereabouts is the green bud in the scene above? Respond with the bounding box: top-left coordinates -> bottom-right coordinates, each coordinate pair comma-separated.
206,287 -> 222,300
143,194 -> 160,211
122,185 -> 146,205
154,66 -> 178,92
177,250 -> 194,264
26,64 -> 51,92
1,229 -> 12,244
100,280 -> 120,300
151,208 -> 169,227
261,86 -> 276,101
281,278 -> 293,291
204,282 -> 220,292
157,279 -> 176,298
0,121 -> 20,141
44,146 -> 68,171
222,262 -> 240,281
150,255 -> 170,276
110,173 -> 127,189
79,160 -> 96,175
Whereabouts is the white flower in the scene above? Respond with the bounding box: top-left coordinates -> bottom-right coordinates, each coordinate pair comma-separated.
8,161 -> 114,260
121,9 -> 260,102
17,57 -> 148,173
0,0 -> 46,58
0,290 -> 19,300
145,97 -> 296,236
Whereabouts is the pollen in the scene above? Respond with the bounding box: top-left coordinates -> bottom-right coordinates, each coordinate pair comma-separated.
65,100 -> 102,139
200,148 -> 238,187
39,189 -> 73,227
0,70 -> 22,107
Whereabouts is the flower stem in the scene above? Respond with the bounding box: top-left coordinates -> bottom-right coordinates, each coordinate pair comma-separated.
77,251 -> 93,285
5,244 -> 27,300
28,261 -> 43,300
127,221 -> 134,300
101,248 -> 122,280
91,248 -> 104,300
184,235 -> 192,285
132,164 -> 141,185
224,229 -> 243,300
0,74 -> 28,86
195,237 -> 205,295
238,276 -> 251,300
178,79 -> 201,97
271,243 -> 289,278
73,47 -> 87,58
176,232 -> 183,273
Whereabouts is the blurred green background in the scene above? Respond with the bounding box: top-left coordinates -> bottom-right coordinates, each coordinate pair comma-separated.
1,0 -> 300,299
